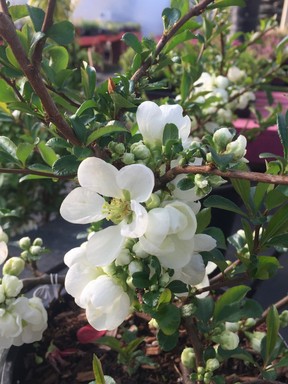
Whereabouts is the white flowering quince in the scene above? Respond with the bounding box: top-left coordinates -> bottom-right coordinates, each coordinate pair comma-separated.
60,157 -> 154,266
139,200 -> 202,270
0,308 -> 22,349
136,101 -> 191,147
0,226 -> 8,265
79,274 -> 131,331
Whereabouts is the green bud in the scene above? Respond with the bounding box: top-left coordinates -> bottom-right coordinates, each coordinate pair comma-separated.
246,331 -> 265,353
225,322 -> 240,332
204,371 -> 213,383
219,331 -> 239,350
181,347 -> 196,369
206,358 -> 220,372
3,257 -> 25,276
131,142 -> 151,160
122,153 -> 135,164
0,229 -> 8,244
33,238 -> 43,247
20,250 -> 29,260
128,260 -> 143,275
114,143 -> 125,155
225,135 -> 247,161
244,318 -> 256,328
19,237 -> 31,250
29,245 -> 42,256
280,310 -> 288,327
197,366 -> 205,375
213,127 -> 234,151
146,193 -> 161,210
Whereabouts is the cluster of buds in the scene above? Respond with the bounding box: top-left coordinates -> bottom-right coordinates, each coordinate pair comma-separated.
19,236 -> 47,262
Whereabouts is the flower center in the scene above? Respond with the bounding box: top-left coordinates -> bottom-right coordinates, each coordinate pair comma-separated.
102,198 -> 132,225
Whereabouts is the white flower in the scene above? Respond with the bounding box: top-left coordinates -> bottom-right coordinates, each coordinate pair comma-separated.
0,308 -> 22,350
79,275 -> 131,331
12,297 -> 48,346
60,157 -> 154,266
64,245 -> 104,307
172,238 -> 217,286
227,66 -> 245,83
0,226 -> 8,265
2,275 -> 23,298
215,75 -> 229,89
139,200 -> 199,269
237,91 -> 255,110
136,101 -> 191,147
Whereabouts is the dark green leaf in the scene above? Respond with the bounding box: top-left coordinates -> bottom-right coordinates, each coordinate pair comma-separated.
213,286 -> 250,323
207,0 -> 245,10
81,62 -> 97,99
204,195 -> 246,216
86,125 -> 127,145
155,303 -> 181,335
163,123 -> 179,144
46,21 -> 75,45
37,141 -> 58,167
261,203 -> 288,244
110,93 -> 136,111
162,8 -> 181,32
266,234 -> 288,248
176,176 -> 194,191
166,280 -> 188,294
217,346 -> 255,365
265,189 -> 288,210
75,100 -> 98,116
45,46 -> 69,72
201,249 -> 227,272
95,336 -> 122,353
52,155 -> 80,176
196,208 -> 211,233
264,306 -> 280,365
254,256 -> 280,280
277,113 -> 288,160
27,5 -> 45,32
231,178 -> 251,212
0,136 -> 19,164
132,271 -> 150,289
157,329 -> 179,351
164,30 -> 195,53
195,296 -> 214,323
121,33 -> 142,54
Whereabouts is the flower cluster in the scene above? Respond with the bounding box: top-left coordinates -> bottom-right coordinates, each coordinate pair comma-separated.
59,101 -> 239,331
188,67 -> 255,132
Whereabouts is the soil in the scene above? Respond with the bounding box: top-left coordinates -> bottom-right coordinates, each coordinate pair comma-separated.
9,295 -> 288,384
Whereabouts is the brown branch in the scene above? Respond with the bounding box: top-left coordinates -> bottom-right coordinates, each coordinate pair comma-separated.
0,73 -> 26,102
0,167 -> 74,179
131,0 -> 215,84
158,165 -> 288,188
0,12 -> 80,146
194,274 -> 250,296
184,317 -> 204,368
252,295 -> 288,329
0,0 -> 9,14
32,0 -> 57,67
45,83 -> 81,108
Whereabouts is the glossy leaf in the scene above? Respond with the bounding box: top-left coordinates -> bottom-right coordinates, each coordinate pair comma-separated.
158,289 -> 172,307
27,5 -> 45,32
9,5 -> 29,21
164,30 -> 195,53
0,79 -> 18,103
46,21 -> 75,45
277,112 -> 288,160
204,195 -> 246,216
95,336 -> 122,353
163,123 -> 179,144
264,306 -> 280,365
0,136 -> 19,164
266,234 -> 288,248
203,227 -> 226,249
52,155 -> 80,176
37,141 -> 58,167
157,329 -> 179,351
46,46 -> 69,72
155,303 -> 181,335
217,346 -> 255,365
166,280 -> 188,294
213,286 -> 250,323
195,296 -> 214,323
254,256 -> 280,280
261,203 -> 288,244
122,33 -> 142,54
207,0 -> 245,10
162,8 -> 181,32
75,100 -> 98,116
196,207 -> 211,233
16,143 -> 34,166
81,62 -> 96,99
86,125 -> 127,145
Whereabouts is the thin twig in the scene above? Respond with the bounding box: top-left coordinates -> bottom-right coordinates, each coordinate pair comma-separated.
158,165 -> 288,188
0,167 -> 75,179
252,295 -> 288,329
22,273 -> 65,293
131,0 -> 215,84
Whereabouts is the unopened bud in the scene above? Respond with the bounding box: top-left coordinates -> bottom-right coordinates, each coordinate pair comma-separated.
225,135 -> 247,161
3,257 -> 25,276
2,274 -> 23,297
146,193 -> 161,210
108,77 -> 116,93
122,153 -> 135,165
213,128 -> 234,151
33,238 -> 43,247
206,358 -> 220,372
30,245 -> 42,256
19,237 -> 31,250
131,142 -> 151,160
181,347 -> 196,369
219,330 -> 239,350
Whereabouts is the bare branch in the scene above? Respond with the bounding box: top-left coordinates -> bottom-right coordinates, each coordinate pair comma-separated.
0,167 -> 74,179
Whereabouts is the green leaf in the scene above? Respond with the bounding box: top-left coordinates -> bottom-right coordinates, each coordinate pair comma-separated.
164,30 -> 195,53
157,329 -> 179,351
52,155 -> 79,176
166,280 -> 188,294
264,306 -> 280,365
121,33 -> 142,54
110,93 -> 136,111
81,62 -> 97,99
155,303 -> 181,335
261,203 -> 288,244
75,100 -> 98,116
86,125 -> 128,145
37,141 -> 58,167
92,355 -> 105,384
231,178 -> 251,212
207,0 -> 245,10
196,208 -> 211,233
217,346 -> 255,365
16,143 -> 34,166
0,136 -> 20,164
158,289 -> 172,307
266,233 -> 288,248
132,271 -> 150,289
46,46 -> 69,72
46,21 -> 75,45
213,286 -> 250,323
203,227 -> 226,250
27,5 -> 45,32
0,79 -> 18,103
162,8 -> 181,32
254,256 -> 280,280
277,112 -> 288,160
265,189 -> 288,210
9,5 -> 29,21
204,195 -> 246,216
95,336 -> 122,353
195,296 -> 214,323
176,176 -> 194,191
163,123 -> 179,144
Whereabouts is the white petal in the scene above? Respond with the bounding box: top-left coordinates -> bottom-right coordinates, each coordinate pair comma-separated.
157,236 -> 193,269
136,101 -> 165,144
206,261 -> 217,275
160,104 -> 191,142
121,201 -> 148,238
0,241 -> 8,265
176,253 -> 205,285
117,164 -> 154,202
86,225 -> 125,266
60,187 -> 105,224
167,201 -> 197,240
143,207 -> 170,245
64,246 -> 86,267
195,273 -> 210,299
78,157 -> 122,198
194,234 -> 217,252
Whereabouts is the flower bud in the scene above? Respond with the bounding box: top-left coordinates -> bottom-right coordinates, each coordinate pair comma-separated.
225,322 -> 240,332
132,242 -> 148,258
280,310 -> 288,328
215,75 -> 229,89
227,66 -> 245,83
33,238 -> 43,247
146,193 -> 161,210
20,250 -> 29,260
131,142 -> 151,160
213,128 -> 234,151
115,249 -> 132,266
148,318 -> 159,329
19,237 -> 31,250
246,331 -> 265,353
244,318 -> 256,328
225,135 -> 247,161
2,274 -> 23,297
219,330 -> 239,350
128,260 -> 143,275
181,347 -> 196,369
122,153 -> 135,165
29,245 -> 42,256
3,257 -> 25,276
0,285 -> 5,304
114,143 -> 125,155
206,358 -> 220,372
